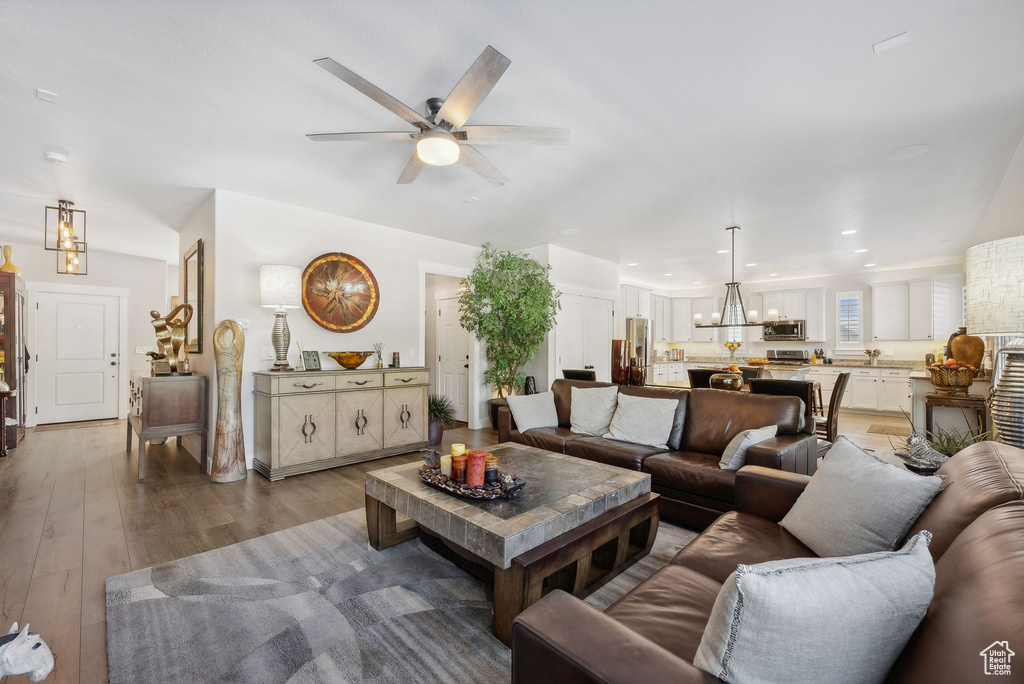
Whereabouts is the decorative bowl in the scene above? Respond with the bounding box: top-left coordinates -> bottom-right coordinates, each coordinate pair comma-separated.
327,351 -> 374,369
928,366 -> 976,394
710,372 -> 744,391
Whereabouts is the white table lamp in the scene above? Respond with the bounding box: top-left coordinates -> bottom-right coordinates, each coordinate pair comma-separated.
966,235 -> 1024,447
260,265 -> 302,371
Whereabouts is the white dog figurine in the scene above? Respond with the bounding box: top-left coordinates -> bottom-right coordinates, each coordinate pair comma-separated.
0,622 -> 55,682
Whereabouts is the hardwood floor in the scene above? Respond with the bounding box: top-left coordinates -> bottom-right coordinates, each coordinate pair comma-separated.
0,421 -> 496,684
0,411 -> 902,683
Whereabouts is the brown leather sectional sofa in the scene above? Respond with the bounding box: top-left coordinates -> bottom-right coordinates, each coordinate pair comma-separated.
511,441 -> 1024,684
497,379 -> 818,528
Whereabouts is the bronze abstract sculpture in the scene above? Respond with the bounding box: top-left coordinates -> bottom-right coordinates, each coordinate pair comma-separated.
212,319 -> 246,483
150,304 -> 193,375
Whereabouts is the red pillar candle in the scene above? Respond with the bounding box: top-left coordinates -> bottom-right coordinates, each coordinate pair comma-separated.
466,449 -> 488,487
452,453 -> 468,483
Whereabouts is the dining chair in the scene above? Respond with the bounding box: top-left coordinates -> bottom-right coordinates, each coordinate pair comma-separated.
815,372 -> 851,452
748,378 -> 816,429
687,368 -> 717,389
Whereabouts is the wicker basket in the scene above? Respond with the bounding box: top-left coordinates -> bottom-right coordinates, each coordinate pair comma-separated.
929,366 -> 976,393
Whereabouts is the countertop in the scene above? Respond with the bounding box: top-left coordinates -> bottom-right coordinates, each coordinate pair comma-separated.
652,359 -> 924,370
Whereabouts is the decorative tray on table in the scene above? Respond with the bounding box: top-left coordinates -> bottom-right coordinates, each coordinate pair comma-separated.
418,452 -> 526,500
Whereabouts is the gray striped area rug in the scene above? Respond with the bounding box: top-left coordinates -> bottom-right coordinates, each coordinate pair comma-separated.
106,508 -> 696,683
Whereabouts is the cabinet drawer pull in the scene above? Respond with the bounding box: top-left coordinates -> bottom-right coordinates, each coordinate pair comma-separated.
400,403 -> 412,429
355,409 -> 368,436
294,382 -> 324,389
396,377 -> 415,383
302,414 -> 318,443
348,380 -> 370,386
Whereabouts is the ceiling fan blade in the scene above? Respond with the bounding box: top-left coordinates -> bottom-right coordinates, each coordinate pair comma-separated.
459,125 -> 570,145
459,145 -> 509,186
397,152 -> 426,184
436,46 -> 511,130
313,58 -> 432,129
306,132 -> 415,142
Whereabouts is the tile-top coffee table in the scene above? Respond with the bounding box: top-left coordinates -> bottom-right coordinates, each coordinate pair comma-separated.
364,443 -> 659,645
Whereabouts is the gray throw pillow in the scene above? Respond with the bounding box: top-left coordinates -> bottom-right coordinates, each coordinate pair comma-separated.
694,531 -> 935,684
719,425 -> 778,470
569,386 -> 619,436
506,392 -> 558,433
604,392 -> 678,449
780,436 -> 944,557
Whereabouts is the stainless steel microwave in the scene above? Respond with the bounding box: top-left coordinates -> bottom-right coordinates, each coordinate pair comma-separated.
762,320 -> 806,341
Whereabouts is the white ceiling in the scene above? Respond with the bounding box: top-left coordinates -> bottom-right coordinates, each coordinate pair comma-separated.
1,1 -> 1023,282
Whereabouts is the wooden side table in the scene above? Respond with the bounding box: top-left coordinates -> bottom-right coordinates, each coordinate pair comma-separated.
126,372 -> 207,483
925,392 -> 988,437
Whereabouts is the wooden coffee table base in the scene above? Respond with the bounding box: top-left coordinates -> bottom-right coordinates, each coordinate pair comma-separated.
365,491 -> 660,646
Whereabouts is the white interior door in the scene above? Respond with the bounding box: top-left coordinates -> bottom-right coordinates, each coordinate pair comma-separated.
584,298 -> 614,381
36,291 -> 120,424
555,295 -> 585,377
436,296 -> 469,422
556,294 -> 614,382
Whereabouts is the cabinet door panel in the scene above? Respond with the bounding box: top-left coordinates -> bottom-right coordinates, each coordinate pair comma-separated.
671,298 -> 692,342
850,377 -> 878,409
908,280 -> 934,341
384,386 -> 427,448
336,389 -> 384,459
783,291 -> 805,320
279,393 -> 336,468
872,283 -> 910,341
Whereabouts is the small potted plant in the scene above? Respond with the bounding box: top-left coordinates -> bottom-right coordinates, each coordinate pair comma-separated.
428,394 -> 457,446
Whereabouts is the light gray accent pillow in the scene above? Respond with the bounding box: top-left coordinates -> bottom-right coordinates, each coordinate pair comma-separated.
603,392 -> 678,449
694,531 -> 935,684
719,425 -> 778,470
506,392 -> 558,433
780,436 -> 944,557
569,386 -> 619,436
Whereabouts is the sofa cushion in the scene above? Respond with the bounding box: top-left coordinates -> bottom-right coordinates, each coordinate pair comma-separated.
507,392 -> 558,432
569,385 -> 619,436
781,436 -> 943,557
643,451 -> 738,503
604,564 -> 722,663
671,511 -> 815,583
564,437 -> 665,471
618,385 -> 689,450
719,425 -> 778,470
605,392 -> 680,448
550,379 -> 615,428
512,427 -> 584,454
694,532 -> 935,684
681,389 -> 802,454
908,440 -> 1024,559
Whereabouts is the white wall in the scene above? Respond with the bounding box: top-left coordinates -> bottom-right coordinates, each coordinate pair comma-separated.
978,133 -> 1024,241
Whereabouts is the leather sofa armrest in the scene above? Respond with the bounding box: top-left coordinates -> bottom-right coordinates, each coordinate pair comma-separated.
745,433 -> 817,474
498,406 -> 516,443
735,465 -> 811,522
512,590 -> 721,684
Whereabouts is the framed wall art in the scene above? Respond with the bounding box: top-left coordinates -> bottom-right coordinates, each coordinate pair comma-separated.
301,252 -> 380,332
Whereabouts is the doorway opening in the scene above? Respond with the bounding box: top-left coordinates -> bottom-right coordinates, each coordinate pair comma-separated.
425,274 -> 470,424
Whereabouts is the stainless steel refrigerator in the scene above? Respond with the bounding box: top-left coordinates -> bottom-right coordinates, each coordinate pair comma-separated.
625,317 -> 652,383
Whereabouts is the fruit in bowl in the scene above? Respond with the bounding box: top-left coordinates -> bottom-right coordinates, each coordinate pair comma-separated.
928,359 -> 977,393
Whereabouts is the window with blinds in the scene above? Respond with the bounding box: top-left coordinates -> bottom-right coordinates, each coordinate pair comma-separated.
837,292 -> 862,345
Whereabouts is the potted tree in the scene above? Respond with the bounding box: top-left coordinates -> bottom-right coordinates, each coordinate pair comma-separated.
428,394 -> 457,446
459,244 -> 560,429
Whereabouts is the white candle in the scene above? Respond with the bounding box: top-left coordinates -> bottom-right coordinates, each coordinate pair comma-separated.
711,312 -> 721,325
767,308 -> 779,322
748,309 -> 759,323
440,454 -> 452,477
693,313 -> 703,325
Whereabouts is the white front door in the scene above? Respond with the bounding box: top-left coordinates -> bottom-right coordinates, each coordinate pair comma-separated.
436,296 -> 470,422
36,291 -> 120,424
556,294 -> 615,382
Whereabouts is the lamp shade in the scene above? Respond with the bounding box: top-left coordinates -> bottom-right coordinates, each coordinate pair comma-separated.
966,236 -> 1024,336
259,265 -> 301,309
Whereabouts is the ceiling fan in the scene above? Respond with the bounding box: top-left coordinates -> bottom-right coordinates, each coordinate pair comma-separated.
306,46 -> 569,185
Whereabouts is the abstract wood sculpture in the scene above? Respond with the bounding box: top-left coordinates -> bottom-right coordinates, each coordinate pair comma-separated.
150,303 -> 194,374
212,319 -> 246,483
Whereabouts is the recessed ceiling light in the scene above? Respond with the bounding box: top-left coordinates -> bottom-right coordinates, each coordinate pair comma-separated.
463,196 -> 479,203
716,249 -> 729,254
44,149 -> 70,164
559,228 -> 579,236
872,31 -> 909,55
692,281 -> 701,285
664,273 -> 673,277
627,262 -> 638,266
769,273 -> 779,277
864,263 -> 877,267
36,88 -> 58,103
746,263 -> 757,267
841,230 -> 857,235
886,144 -> 930,161
854,249 -> 868,253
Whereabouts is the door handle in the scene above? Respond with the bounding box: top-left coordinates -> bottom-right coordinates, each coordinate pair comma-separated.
396,377 -> 414,383
347,380 -> 370,386
399,403 -> 412,429
301,414 -> 317,443
355,409 -> 368,436
294,382 -> 324,389
110,361 -> 117,366
463,364 -> 469,368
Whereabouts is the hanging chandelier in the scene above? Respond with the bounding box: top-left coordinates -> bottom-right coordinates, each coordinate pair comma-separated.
44,199 -> 88,275
694,225 -> 764,332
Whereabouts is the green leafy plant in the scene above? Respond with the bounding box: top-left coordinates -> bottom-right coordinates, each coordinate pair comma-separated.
896,407 -> 993,457
459,244 -> 560,398
428,394 -> 457,428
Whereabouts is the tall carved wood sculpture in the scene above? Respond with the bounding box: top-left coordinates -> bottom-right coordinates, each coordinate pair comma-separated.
150,303 -> 193,374
212,320 -> 246,483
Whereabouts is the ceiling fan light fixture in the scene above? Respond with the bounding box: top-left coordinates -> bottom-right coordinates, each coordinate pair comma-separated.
416,129 -> 460,166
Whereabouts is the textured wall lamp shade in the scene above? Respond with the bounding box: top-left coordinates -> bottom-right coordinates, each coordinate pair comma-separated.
259,265 -> 301,309
966,236 -> 1024,336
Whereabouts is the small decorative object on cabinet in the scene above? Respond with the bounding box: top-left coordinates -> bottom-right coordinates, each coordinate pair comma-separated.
0,272 -> 26,450
260,265 -> 302,371
710,372 -> 743,391
183,238 -> 203,352
252,367 -> 429,480
0,622 -> 54,682
149,304 -> 193,375
301,350 -> 321,371
372,342 -> 384,368
0,246 -> 19,274
946,327 -> 985,369
428,393 -> 456,446
301,252 -> 380,332
611,340 -> 629,385
326,351 -> 373,369
212,320 -> 246,483
127,371 -> 208,483
523,376 -> 537,395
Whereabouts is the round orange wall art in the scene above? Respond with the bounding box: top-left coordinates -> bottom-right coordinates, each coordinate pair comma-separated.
301,252 -> 380,332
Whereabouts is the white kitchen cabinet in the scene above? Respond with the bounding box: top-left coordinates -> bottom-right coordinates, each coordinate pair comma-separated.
671,298 -> 692,342
783,291 -> 805,320
909,276 -> 966,343
670,363 -> 685,381
872,283 -> 910,341
651,295 -> 671,342
879,377 -> 912,413
804,288 -> 826,342
908,280 -> 934,341
652,365 -> 668,383
621,285 -> 651,319
690,297 -> 720,342
849,375 -> 879,409
744,293 -> 763,344
762,292 -> 783,320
